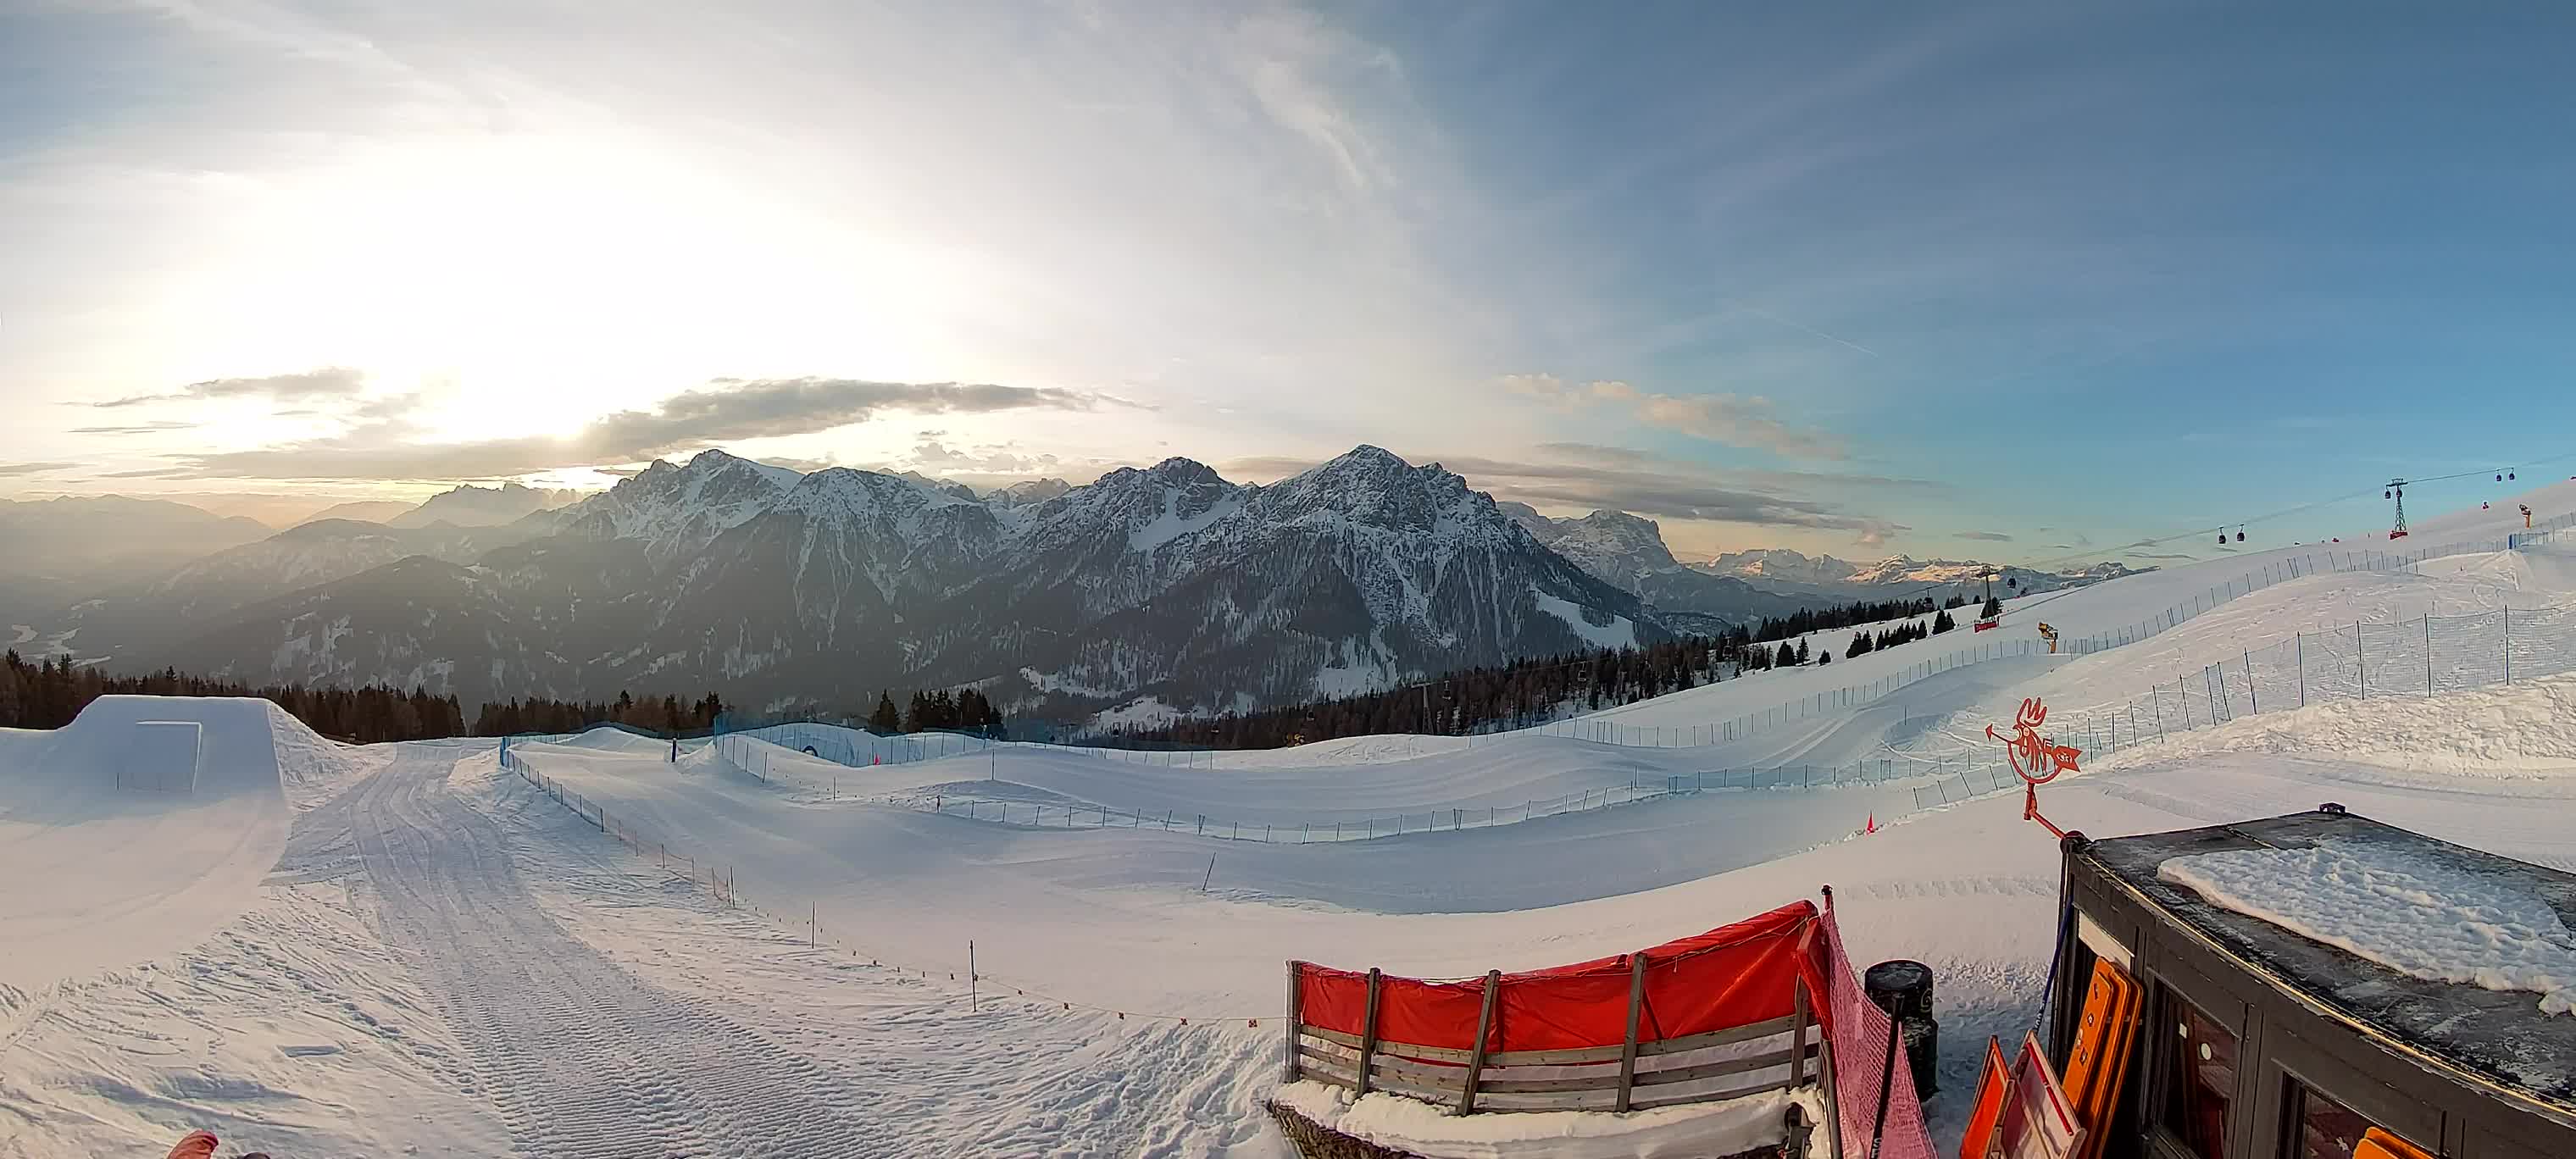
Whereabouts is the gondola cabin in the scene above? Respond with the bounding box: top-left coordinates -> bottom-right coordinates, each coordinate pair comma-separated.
2041,808 -> 2576,1158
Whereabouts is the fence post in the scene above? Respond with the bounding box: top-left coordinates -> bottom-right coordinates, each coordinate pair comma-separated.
2425,615 -> 2434,696
2505,604 -> 2512,683
1356,968 -> 1384,1095
1790,976 -> 1812,1086
2357,622 -> 2368,698
2179,677 -> 2191,728
2297,634 -> 2307,706
1616,951 -> 1650,1112
1460,969 -> 1502,1112
2246,650 -> 2258,714
1284,961 -> 1305,1083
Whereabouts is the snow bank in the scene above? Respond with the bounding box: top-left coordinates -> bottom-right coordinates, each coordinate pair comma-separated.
0,696 -> 340,992
1272,1079 -> 1827,1159
2090,672 -> 2576,777
2158,840 -> 2576,1014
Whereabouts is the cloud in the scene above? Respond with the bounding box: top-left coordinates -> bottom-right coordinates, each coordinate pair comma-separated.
904,440 -> 1065,475
69,420 -> 195,435
1530,442 -> 1947,495
160,377 -> 1130,481
92,367 -> 365,408
1501,374 -> 1845,459
0,462 -> 77,476
1957,530 -> 2015,542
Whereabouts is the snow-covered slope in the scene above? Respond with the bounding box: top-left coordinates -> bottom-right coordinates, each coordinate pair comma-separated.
0,696 -> 358,994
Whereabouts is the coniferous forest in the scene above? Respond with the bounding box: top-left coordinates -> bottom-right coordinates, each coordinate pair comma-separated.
1125,594 -> 1960,749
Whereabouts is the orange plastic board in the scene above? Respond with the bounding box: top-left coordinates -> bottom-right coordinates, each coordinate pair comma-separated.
2070,963 -> 2141,1159
2355,1127 -> 2437,1159
1958,1036 -> 2012,1159
2057,960 -> 2122,1122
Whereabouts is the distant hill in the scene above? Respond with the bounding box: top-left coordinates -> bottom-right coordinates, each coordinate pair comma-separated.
297,500 -> 417,526
386,483 -> 585,529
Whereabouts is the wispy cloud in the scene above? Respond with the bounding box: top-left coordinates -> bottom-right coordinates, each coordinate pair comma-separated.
69,420 -> 196,435
157,377 -> 1133,480
1957,530 -> 2014,542
0,462 -> 77,476
92,367 -> 365,408
1500,374 -> 1845,459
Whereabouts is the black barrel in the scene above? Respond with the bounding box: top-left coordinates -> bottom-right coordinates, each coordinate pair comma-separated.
1899,1015 -> 1940,1098
1864,959 -> 1935,1021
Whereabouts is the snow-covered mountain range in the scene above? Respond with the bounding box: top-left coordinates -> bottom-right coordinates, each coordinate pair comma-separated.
19,450 -> 2148,722
94,447 -> 1662,718
1695,546 -> 2150,603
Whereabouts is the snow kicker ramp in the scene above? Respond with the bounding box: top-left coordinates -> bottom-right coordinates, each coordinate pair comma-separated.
0,696 -> 300,992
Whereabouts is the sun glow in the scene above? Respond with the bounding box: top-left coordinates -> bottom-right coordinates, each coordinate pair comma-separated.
162,127 -> 991,442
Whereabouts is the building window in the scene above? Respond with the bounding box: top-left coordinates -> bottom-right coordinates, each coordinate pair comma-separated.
2285,1080 -> 2378,1159
2160,989 -> 2238,1158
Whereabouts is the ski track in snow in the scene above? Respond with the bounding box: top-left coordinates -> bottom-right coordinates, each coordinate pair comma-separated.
339,747 -> 1277,1158
350,749 -> 884,1158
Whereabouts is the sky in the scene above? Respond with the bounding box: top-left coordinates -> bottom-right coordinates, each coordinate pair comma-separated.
4,2 -> 2573,565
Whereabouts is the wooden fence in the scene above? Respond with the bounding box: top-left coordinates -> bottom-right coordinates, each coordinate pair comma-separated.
1283,958 -> 1828,1115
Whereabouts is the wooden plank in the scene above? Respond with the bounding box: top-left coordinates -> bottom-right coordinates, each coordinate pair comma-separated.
1634,1014 -> 1802,1058
1472,1044 -> 1819,1096
1480,1041 -> 1625,1067
1283,962 -> 1306,1084
1473,1073 -> 1627,1095
1469,1090 -> 1620,1112
1629,1074 -> 1798,1112
1366,1053 -> 1464,1091
1307,1013 -> 1801,1069
1296,1048 -> 1358,1088
1789,978 -> 1810,1087
1460,969 -> 1501,1113
1632,1044 -> 1818,1087
1301,1024 -> 1362,1050
1315,1031 -> 1473,1065
1355,968 -> 1383,1097
1616,951 -> 1649,1112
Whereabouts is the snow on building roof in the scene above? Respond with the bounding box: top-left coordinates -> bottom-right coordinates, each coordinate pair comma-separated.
2081,809 -> 2576,1108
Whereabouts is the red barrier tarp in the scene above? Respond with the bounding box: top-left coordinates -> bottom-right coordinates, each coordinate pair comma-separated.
1296,901 -> 1829,1054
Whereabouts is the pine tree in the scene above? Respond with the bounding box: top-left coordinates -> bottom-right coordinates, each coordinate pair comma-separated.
1847,632 -> 1872,659
1792,640 -> 1810,665
1982,595 -> 2004,618
869,690 -> 900,734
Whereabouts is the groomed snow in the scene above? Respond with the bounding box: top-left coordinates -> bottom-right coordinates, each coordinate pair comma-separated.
2159,840 -> 2576,1014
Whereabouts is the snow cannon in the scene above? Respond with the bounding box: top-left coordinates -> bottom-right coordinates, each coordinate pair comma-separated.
1272,893 -> 1935,1159
1961,807 -> 2576,1159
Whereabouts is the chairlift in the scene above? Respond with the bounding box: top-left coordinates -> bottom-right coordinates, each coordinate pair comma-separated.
2235,524 -> 2246,542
